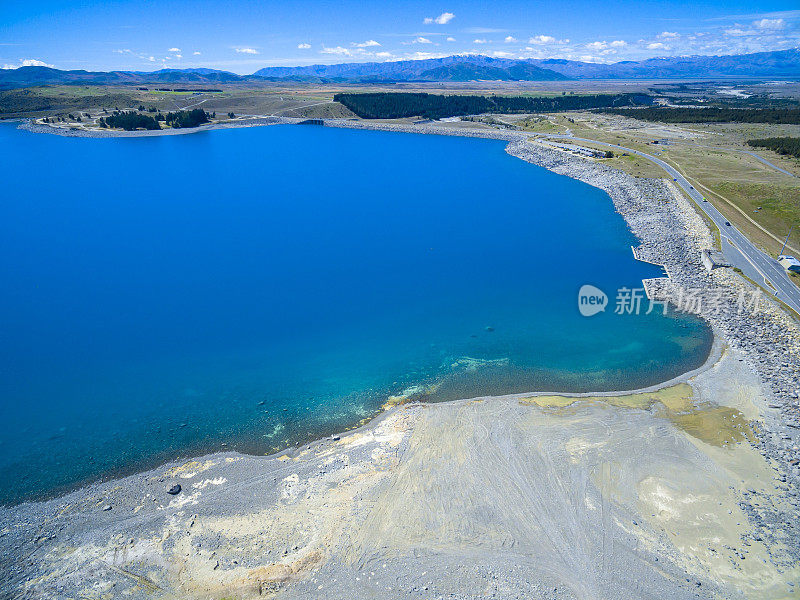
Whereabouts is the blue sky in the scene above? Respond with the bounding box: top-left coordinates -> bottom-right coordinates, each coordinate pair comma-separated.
1,0 -> 799,73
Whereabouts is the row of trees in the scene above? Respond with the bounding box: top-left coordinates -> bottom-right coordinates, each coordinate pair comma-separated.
100,111 -> 161,131
747,137 -> 800,159
163,108 -> 211,128
98,108 -> 213,131
334,92 -> 653,120
43,112 -> 90,123
606,107 -> 800,124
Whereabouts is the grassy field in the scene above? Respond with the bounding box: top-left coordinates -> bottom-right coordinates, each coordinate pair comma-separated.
0,83 -> 354,119
0,86 -> 139,116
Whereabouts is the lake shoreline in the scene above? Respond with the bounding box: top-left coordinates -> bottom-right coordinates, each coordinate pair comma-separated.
12,114 -> 800,484
15,116 -> 295,138
4,116 -> 800,599
3,342 -> 799,599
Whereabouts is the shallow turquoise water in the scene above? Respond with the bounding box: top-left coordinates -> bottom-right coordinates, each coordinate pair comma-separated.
0,122 -> 712,504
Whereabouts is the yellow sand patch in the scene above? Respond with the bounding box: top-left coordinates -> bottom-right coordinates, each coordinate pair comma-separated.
521,383 -> 754,447
521,383 -> 693,411
244,550 -> 323,594
667,405 -> 754,446
164,459 -> 217,479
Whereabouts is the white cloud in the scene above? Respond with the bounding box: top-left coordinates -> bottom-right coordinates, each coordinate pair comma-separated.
529,35 -> 556,45
352,40 -> 380,47
235,47 -> 259,54
578,55 -> 606,63
413,37 -> 432,44
723,18 -> 786,38
320,46 -> 352,56
584,39 -> 625,52
168,47 -> 181,53
374,51 -> 393,58
297,43 -> 311,49
473,38 -> 487,44
174,54 -> 182,59
658,31 -> 679,39
1,58 -> 54,69
423,12 -> 455,25
405,51 -> 450,60
446,36 -> 456,42
112,48 -> 159,63
647,42 -> 669,50
193,51 -> 201,55
504,36 -> 517,43
491,50 -> 514,58
754,18 -> 785,30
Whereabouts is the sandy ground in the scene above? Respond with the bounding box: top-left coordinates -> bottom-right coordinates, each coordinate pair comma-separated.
2,347 -> 798,600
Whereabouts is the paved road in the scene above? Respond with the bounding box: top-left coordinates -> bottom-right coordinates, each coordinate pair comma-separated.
272,101 -> 334,116
736,149 -> 796,178
543,134 -> 800,315
179,97 -> 209,111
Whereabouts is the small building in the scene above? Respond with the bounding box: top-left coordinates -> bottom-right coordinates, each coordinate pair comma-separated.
548,141 -> 604,158
701,249 -> 731,272
778,255 -> 800,273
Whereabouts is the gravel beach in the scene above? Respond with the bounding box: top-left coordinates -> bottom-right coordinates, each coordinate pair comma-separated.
3,117 -> 799,599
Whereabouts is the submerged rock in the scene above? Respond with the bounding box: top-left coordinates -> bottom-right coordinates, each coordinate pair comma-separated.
167,484 -> 182,495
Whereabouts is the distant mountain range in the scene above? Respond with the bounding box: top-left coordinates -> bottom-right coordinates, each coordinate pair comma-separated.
251,55 -> 569,82
253,49 -> 800,81
0,67 -> 244,88
1,48 -> 798,89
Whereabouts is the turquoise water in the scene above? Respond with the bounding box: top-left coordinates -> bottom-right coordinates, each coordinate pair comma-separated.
0,123 -> 712,504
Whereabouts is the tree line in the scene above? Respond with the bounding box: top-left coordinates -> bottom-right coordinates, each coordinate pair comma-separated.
100,111 -> 160,131
334,92 -> 653,120
606,107 -> 800,124
747,137 -> 800,159
99,108 -> 213,131
163,108 -> 211,128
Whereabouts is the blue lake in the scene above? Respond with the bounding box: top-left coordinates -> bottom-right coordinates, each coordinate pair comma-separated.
0,123 -> 712,503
